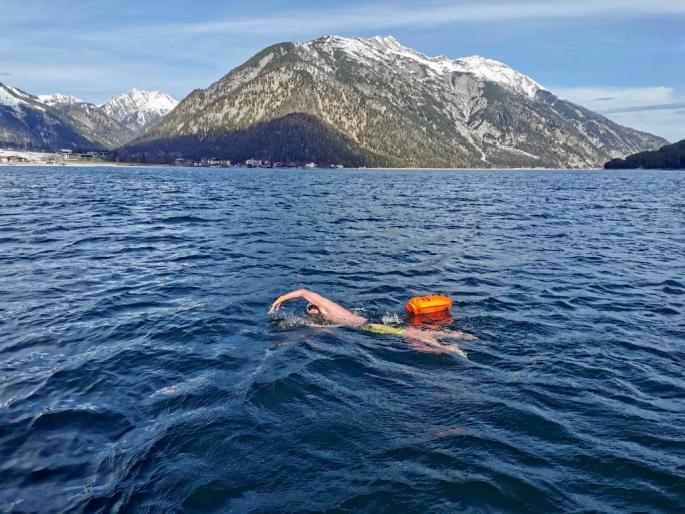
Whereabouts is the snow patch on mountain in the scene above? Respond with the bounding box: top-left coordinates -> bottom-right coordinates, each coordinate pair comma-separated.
38,93 -> 85,107
453,56 -> 542,99
0,83 -> 46,112
309,35 -> 544,99
7,85 -> 35,102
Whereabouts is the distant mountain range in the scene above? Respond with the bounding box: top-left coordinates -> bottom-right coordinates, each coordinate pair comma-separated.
117,35 -> 667,168
1,84 -> 100,151
1,36 -> 669,167
0,86 -> 177,151
605,139 -> 685,169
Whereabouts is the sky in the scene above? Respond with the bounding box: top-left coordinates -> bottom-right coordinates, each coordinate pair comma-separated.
1,0 -> 683,141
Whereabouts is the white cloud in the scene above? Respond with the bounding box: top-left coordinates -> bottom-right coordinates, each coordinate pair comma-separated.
552,86 -> 684,142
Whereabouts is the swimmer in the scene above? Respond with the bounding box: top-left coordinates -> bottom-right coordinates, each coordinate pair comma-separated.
268,289 -> 474,357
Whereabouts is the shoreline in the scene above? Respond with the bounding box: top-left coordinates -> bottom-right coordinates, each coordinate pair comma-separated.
0,162 -> 606,171
0,161 -> 169,168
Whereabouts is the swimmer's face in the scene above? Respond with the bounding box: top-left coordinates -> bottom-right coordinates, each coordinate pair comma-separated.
306,304 -> 320,316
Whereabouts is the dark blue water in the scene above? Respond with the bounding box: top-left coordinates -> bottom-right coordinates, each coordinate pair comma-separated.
1,167 -> 684,513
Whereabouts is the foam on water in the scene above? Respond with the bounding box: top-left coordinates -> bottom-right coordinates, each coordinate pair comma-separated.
380,312 -> 403,325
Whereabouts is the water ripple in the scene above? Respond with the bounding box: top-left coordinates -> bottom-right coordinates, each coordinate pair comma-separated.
1,167 -> 684,513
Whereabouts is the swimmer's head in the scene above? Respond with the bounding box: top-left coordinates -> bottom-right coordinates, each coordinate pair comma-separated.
306,303 -> 321,316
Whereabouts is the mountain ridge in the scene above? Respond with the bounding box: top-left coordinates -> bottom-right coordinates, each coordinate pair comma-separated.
38,93 -> 134,148
0,83 -> 103,151
120,35 -> 667,167
0,86 -> 178,150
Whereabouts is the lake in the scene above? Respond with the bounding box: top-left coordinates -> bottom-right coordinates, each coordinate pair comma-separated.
1,167 -> 683,512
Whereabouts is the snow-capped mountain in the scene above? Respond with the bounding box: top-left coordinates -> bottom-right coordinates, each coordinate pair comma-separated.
121,35 -> 666,168
37,93 -> 134,148
0,82 -> 102,151
0,85 -> 179,151
100,89 -> 178,134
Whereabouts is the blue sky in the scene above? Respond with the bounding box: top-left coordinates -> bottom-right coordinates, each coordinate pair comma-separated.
1,0 -> 683,141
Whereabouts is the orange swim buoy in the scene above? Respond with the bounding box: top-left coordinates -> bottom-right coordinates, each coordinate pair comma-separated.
408,309 -> 453,329
406,295 -> 453,315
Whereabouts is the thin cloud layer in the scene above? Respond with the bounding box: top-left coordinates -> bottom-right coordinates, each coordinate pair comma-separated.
91,0 -> 685,37
553,87 -> 675,112
605,102 -> 685,114
555,86 -> 684,141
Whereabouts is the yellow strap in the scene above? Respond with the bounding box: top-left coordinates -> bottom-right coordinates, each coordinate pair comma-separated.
364,324 -> 405,336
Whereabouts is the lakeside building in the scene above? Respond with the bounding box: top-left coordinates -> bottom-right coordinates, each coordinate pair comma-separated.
169,157 -> 332,169
0,148 -> 110,164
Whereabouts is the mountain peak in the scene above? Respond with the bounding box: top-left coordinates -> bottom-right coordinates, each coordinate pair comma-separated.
99,89 -> 178,133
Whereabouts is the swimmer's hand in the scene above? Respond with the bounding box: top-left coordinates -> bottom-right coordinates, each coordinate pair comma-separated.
268,290 -> 310,314
268,295 -> 287,314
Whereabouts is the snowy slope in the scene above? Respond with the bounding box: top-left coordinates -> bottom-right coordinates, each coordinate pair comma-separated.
100,89 -> 178,133
0,86 -> 24,109
38,93 -> 86,107
309,35 -> 544,99
1,84 -> 44,111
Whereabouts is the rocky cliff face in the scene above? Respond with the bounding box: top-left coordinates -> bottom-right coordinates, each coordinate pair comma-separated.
122,35 -> 667,167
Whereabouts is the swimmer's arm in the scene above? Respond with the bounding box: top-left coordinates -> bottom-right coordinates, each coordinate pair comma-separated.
400,327 -> 470,358
269,289 -> 367,326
